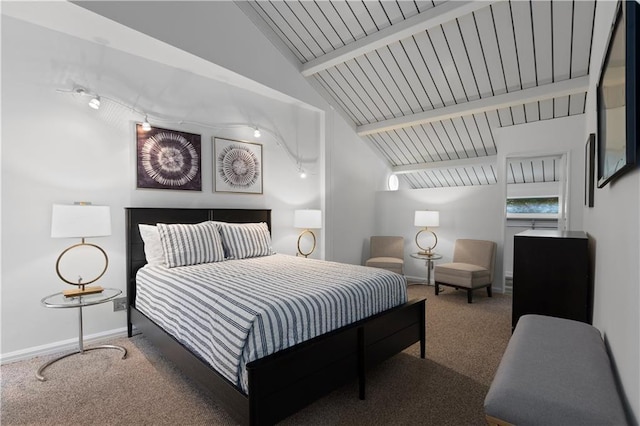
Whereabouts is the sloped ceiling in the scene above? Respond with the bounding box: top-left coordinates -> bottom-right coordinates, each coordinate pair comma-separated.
242,0 -> 596,188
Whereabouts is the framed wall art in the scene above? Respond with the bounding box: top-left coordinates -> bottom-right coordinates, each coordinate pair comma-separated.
214,137 -> 263,194
596,0 -> 639,188
585,133 -> 595,207
136,124 -> 202,191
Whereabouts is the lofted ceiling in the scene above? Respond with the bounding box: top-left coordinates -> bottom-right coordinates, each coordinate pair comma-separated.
242,0 -> 596,188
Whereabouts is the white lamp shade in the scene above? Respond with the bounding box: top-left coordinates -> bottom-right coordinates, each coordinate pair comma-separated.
51,204 -> 112,238
294,209 -> 322,229
414,210 -> 439,227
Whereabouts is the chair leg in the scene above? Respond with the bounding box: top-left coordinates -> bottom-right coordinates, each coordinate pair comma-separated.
487,285 -> 492,297
467,289 -> 473,304
435,282 -> 440,296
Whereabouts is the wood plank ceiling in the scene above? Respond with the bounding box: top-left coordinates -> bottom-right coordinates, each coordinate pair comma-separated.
242,0 -> 596,188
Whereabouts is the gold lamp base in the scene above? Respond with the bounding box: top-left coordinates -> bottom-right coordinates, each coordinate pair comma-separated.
415,228 -> 438,256
297,229 -> 317,258
63,286 -> 104,297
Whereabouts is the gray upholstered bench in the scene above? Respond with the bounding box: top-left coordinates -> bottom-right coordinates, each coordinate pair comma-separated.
484,314 -> 628,426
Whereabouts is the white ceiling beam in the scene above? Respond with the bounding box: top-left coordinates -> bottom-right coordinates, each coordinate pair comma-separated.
392,156 -> 496,174
300,0 -> 502,77
357,76 -> 590,136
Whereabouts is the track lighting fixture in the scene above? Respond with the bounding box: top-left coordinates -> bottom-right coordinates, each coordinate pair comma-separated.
141,116 -> 151,131
59,86 -> 310,179
88,96 -> 101,110
71,86 -> 100,110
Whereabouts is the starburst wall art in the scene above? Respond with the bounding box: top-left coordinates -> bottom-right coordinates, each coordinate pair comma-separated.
136,124 -> 202,191
214,137 -> 263,194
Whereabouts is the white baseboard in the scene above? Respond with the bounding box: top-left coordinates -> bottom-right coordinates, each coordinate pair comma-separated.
0,327 -> 128,365
405,274 -> 428,284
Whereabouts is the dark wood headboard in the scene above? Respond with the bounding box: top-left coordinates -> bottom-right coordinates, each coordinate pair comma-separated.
125,207 -> 271,311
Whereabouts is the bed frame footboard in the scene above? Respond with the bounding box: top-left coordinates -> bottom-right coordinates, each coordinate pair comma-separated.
246,298 -> 426,425
130,298 -> 425,426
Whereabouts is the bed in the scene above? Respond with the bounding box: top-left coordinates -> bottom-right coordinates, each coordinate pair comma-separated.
126,207 -> 426,426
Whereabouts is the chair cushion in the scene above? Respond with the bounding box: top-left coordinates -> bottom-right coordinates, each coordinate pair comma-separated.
434,262 -> 491,288
366,257 -> 404,274
453,239 -> 497,282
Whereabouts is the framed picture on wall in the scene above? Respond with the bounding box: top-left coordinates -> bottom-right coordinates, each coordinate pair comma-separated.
136,124 -> 202,191
596,0 -> 640,188
585,133 -> 595,207
213,137 -> 263,194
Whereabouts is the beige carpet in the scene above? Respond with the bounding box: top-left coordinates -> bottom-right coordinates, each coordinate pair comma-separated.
1,285 -> 512,425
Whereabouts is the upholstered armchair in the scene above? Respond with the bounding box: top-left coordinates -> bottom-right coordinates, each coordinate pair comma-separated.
365,236 -> 404,275
434,239 -> 497,303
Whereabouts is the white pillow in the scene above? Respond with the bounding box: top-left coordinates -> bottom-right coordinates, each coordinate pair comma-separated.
217,222 -> 272,260
138,224 -> 165,266
157,221 -> 225,268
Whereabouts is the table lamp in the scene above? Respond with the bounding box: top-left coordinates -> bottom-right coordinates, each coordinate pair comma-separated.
294,209 -> 321,258
51,203 -> 111,297
414,210 -> 439,256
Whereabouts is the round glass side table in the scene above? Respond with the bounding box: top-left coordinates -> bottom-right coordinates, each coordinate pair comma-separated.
36,288 -> 127,381
410,252 -> 443,286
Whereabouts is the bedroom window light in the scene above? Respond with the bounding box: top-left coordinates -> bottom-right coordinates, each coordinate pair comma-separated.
388,174 -> 399,190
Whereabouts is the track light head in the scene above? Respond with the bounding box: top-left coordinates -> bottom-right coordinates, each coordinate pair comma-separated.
299,170 -> 307,179
141,116 -> 151,131
254,128 -> 261,138
88,96 -> 101,110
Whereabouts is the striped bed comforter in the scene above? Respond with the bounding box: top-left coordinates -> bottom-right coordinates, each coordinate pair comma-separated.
135,253 -> 407,393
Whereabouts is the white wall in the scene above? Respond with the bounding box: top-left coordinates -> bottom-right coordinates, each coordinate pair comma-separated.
374,184 -> 503,286
1,1 -> 386,358
71,0 -> 386,263
326,111 -> 389,265
583,2 -> 639,422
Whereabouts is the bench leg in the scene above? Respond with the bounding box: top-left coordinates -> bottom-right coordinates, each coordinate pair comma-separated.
435,282 -> 440,296
487,285 -> 492,298
467,289 -> 473,303
485,414 -> 514,426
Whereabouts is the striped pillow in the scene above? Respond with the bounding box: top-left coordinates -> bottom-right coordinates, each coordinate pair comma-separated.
157,221 -> 225,268
217,222 -> 272,259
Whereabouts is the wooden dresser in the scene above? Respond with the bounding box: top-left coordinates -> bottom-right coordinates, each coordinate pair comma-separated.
512,230 -> 591,329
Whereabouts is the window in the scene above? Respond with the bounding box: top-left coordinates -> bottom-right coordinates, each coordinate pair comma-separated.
506,196 -> 559,219
387,174 -> 399,191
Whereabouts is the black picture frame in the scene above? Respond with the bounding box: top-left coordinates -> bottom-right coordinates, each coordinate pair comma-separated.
136,124 -> 202,191
596,0 -> 640,188
585,133 -> 595,207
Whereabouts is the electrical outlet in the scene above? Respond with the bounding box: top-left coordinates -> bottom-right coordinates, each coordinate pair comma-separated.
113,297 -> 127,312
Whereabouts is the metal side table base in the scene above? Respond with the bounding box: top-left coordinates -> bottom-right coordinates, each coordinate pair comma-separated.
37,289 -> 127,382
36,344 -> 127,382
